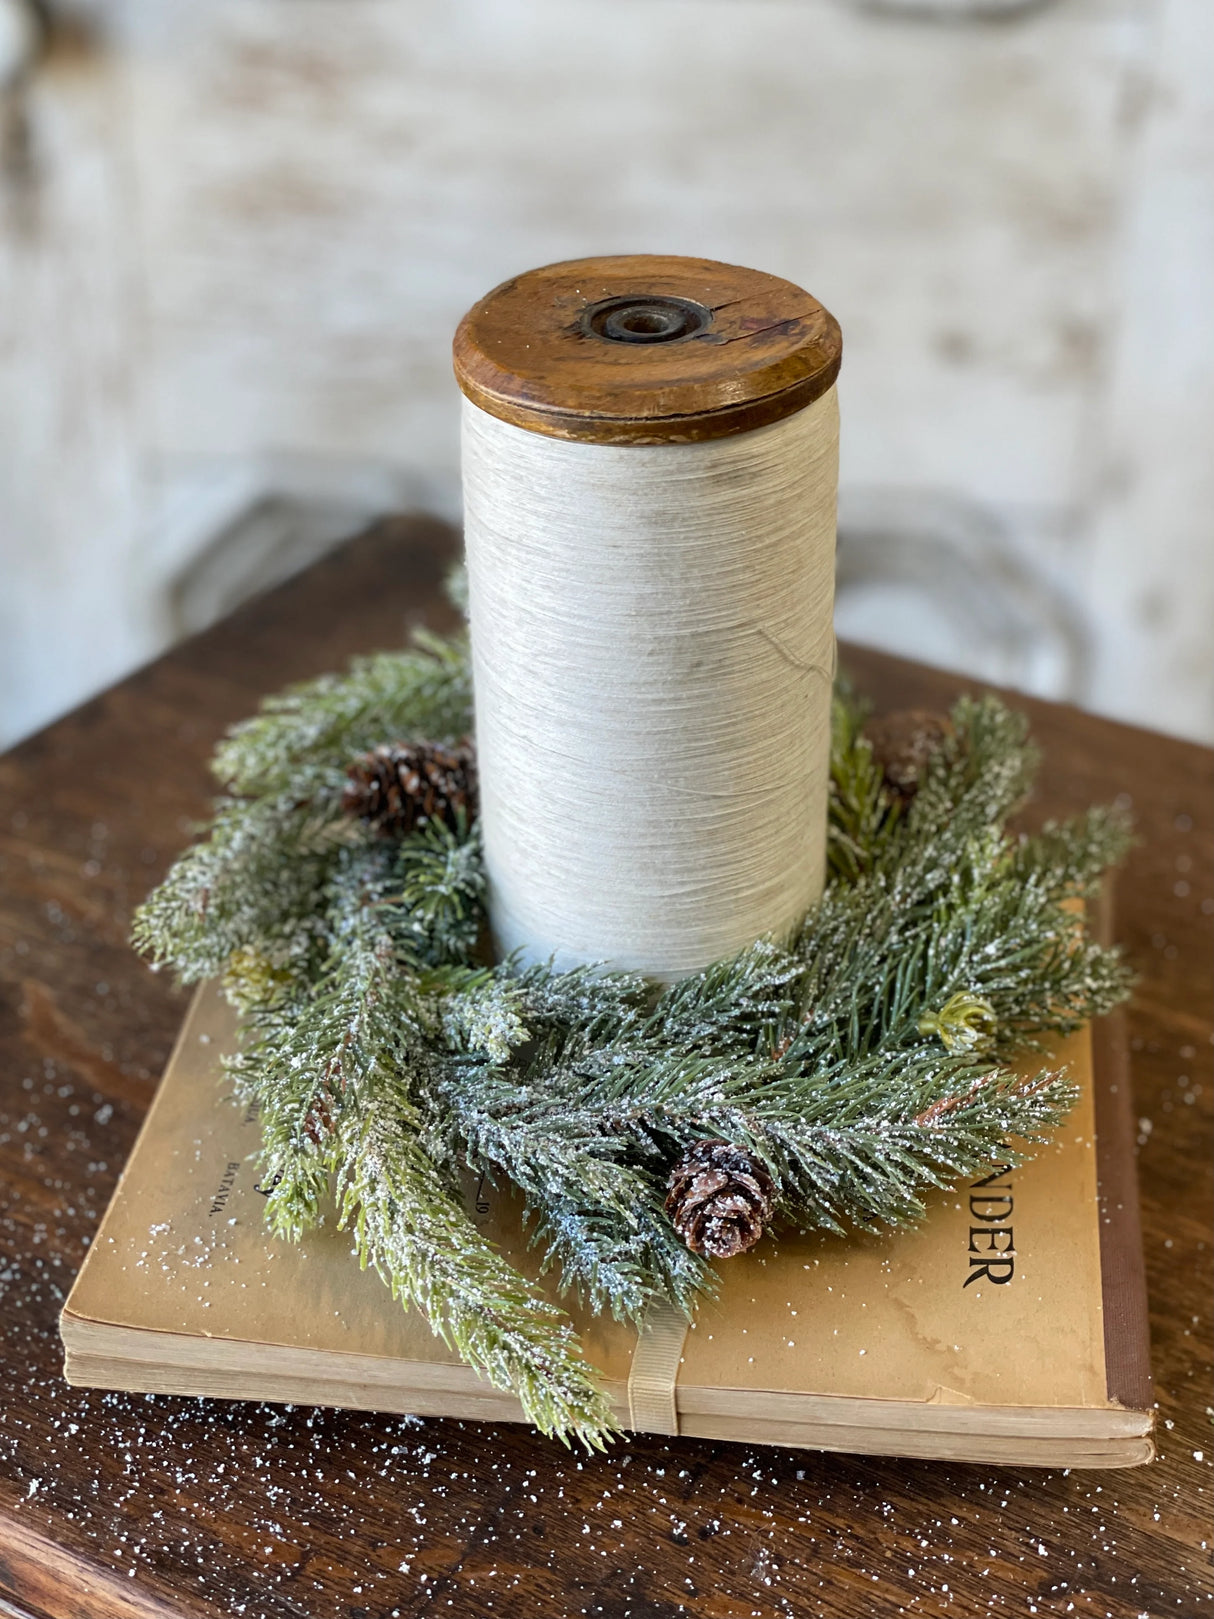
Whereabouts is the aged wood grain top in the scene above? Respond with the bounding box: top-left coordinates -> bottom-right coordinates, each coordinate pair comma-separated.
453,255 -> 842,443
0,515 -> 1209,1619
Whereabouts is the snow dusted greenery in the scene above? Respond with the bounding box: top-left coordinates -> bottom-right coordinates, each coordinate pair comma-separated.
132,628 -> 1134,1449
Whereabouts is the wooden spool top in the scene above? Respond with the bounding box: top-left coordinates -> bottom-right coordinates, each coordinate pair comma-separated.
453,254 -> 842,445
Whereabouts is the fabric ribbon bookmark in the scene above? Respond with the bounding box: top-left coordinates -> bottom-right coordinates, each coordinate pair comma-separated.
627,1300 -> 690,1436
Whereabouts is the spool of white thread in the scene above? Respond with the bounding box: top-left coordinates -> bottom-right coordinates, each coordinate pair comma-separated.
453,255 -> 843,980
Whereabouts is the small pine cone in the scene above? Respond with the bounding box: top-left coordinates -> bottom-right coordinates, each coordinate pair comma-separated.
342,740 -> 477,838
862,709 -> 953,802
665,1140 -> 776,1260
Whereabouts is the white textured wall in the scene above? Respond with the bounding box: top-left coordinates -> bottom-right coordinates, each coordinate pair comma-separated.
2,0 -> 1211,744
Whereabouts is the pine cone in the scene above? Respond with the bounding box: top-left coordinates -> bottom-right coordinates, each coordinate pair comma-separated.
342,740 -> 477,837
665,1140 -> 776,1259
862,709 -> 953,802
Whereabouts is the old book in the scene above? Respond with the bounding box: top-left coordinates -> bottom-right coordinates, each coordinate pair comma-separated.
60,984 -> 1153,1468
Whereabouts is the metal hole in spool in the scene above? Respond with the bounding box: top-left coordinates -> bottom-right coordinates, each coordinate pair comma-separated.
582,295 -> 712,346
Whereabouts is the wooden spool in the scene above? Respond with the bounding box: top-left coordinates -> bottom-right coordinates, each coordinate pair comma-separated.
452,254 -> 842,977
453,253 -> 842,444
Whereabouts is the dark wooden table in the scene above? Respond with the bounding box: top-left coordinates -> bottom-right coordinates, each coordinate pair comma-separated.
1,517 -> 1210,1619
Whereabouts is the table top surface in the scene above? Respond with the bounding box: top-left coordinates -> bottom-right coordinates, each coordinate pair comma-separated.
0,517 -> 1210,1619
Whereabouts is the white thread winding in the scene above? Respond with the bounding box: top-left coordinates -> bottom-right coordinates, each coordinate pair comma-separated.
462,388 -> 839,980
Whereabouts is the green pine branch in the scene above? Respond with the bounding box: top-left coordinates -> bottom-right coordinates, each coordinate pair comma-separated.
130,652 -> 1135,1449
826,685 -> 905,882
1009,804 -> 1135,900
213,633 -> 472,797
428,1059 -> 711,1322
336,1083 -> 618,1449
226,840 -> 617,1445
130,793 -> 343,985
132,632 -> 473,984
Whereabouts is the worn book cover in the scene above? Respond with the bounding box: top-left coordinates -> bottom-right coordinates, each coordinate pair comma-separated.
60,984 -> 1153,1467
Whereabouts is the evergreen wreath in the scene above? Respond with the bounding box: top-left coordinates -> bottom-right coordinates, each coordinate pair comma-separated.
133,617 -> 1133,1450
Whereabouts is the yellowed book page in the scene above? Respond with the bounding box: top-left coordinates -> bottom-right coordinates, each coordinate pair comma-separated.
680,1023 -> 1108,1410
65,983 -> 1110,1415
62,983 -> 637,1386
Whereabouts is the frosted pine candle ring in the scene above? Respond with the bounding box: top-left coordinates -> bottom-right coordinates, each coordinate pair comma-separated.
453,255 -> 842,980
